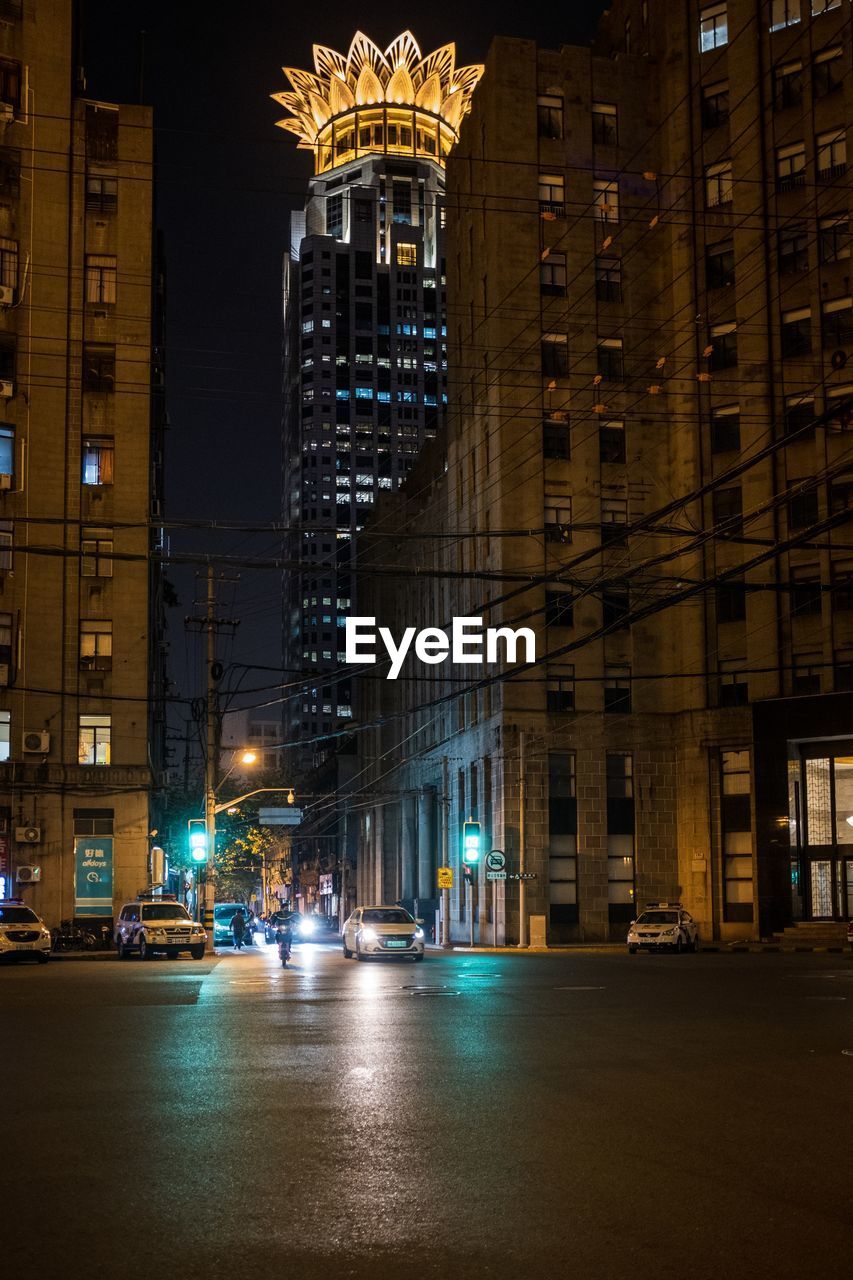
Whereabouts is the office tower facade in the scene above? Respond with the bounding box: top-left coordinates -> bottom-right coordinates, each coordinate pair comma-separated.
274,32 -> 482,752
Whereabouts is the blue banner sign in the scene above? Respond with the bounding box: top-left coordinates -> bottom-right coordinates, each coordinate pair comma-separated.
74,836 -> 114,916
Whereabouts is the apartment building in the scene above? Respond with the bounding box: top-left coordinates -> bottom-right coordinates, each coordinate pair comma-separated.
357,1 -> 853,943
0,0 -> 162,927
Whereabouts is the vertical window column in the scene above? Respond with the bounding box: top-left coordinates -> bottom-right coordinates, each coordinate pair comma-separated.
549,753 -> 578,926
721,749 -> 753,922
607,753 -> 635,923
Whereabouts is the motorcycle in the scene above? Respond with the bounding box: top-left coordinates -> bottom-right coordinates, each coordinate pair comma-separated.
277,931 -> 293,968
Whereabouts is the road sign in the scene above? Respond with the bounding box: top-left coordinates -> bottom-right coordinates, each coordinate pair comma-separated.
258,807 -> 303,826
486,870 -> 506,882
506,872 -> 538,882
485,850 -> 505,872
437,866 -> 453,890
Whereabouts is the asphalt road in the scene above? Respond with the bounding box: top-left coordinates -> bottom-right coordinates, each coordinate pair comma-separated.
3,943 -> 853,1280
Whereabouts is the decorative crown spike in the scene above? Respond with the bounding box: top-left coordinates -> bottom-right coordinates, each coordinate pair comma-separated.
272,30 -> 483,172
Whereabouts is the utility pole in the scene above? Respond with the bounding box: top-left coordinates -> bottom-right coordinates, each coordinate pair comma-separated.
441,755 -> 450,947
203,567 -> 217,950
518,730 -> 527,949
185,566 -> 240,950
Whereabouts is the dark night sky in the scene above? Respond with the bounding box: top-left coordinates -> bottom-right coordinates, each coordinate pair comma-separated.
81,0 -> 608,714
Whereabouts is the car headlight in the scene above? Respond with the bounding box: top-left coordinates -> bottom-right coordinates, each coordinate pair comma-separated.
300,919 -> 316,935
414,928 -> 424,940
360,926 -> 378,943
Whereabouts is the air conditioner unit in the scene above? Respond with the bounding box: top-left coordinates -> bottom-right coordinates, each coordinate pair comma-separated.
16,865 -> 41,883
0,284 -> 13,306
0,473 -> 11,490
22,730 -> 50,754
15,826 -> 41,844
0,380 -> 14,398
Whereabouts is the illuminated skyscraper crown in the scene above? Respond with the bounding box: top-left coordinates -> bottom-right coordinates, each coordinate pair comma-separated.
272,31 -> 483,173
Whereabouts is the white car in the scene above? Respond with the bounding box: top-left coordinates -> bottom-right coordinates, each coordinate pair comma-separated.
115,895 -> 207,960
627,904 -> 700,954
0,900 -> 51,963
342,905 -> 425,961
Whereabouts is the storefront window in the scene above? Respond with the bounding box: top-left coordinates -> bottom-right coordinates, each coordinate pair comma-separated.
805,757 -> 832,844
833,756 -> 853,844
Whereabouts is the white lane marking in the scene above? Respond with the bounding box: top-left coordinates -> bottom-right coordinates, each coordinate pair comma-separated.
555,985 -> 606,990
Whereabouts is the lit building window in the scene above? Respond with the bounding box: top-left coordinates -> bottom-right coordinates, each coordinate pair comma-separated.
593,179 -> 619,222
770,0 -> 800,31
705,160 -> 733,207
538,173 -> 565,215
79,714 -> 111,766
0,237 -> 17,293
396,242 -> 417,266
816,128 -> 847,180
0,424 -> 13,482
776,141 -> 806,191
80,620 -> 113,671
699,3 -> 728,51
82,436 -> 114,486
0,709 -> 9,760
85,254 -> 117,305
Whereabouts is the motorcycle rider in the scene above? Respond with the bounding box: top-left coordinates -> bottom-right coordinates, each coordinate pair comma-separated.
275,916 -> 294,967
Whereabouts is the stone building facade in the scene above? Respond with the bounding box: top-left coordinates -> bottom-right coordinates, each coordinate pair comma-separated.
356,1 -> 853,943
0,0 -> 161,928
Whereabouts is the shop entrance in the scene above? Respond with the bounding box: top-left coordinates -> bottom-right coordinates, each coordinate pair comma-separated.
789,745 -> 853,921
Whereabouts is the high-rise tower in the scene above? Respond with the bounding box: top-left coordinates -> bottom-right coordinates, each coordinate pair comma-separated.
274,32 -> 482,755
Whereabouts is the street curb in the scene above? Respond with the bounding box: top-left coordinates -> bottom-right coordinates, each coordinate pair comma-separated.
429,944 -> 852,956
47,951 -> 222,963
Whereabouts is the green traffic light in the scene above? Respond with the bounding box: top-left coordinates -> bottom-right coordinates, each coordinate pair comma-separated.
462,819 -> 481,865
188,819 -> 208,864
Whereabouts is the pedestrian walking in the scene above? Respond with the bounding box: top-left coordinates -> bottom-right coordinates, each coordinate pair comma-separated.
230,908 -> 246,950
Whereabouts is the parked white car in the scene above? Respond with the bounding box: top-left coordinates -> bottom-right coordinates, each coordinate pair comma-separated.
115,895 -> 206,960
342,905 -> 425,961
0,900 -> 51,963
627,904 -> 700,954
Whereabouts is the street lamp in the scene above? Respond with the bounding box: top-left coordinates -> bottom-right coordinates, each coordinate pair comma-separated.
201,737 -> 297,949
199,748 -> 258,948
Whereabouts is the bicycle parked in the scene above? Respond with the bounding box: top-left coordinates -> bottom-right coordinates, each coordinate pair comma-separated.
50,920 -> 101,952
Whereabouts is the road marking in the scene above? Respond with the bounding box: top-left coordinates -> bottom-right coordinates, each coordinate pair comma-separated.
802,995 -> 846,1001
555,985 -> 606,990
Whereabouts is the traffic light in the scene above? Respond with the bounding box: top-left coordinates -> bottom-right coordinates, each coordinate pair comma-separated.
462,864 -> 475,886
462,819 -> 481,866
188,818 -> 209,864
